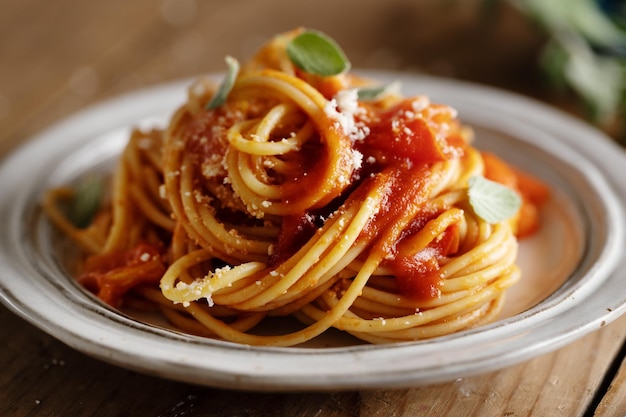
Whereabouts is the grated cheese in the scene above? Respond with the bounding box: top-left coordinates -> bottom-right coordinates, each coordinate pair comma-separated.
349,149 -> 363,171
323,88 -> 370,141
411,96 -> 431,113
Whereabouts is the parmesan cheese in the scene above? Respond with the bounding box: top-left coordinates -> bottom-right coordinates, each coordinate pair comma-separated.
349,149 -> 363,170
323,88 -> 370,141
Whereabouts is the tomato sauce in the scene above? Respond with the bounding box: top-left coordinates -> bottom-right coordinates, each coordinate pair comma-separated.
79,243 -> 166,307
390,223 -> 460,300
356,100 -> 465,166
266,98 -> 469,300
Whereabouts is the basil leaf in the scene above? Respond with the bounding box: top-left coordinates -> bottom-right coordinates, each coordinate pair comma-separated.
468,176 -> 521,224
357,86 -> 388,101
357,81 -> 401,101
71,176 -> 104,228
206,56 -> 239,110
286,30 -> 351,76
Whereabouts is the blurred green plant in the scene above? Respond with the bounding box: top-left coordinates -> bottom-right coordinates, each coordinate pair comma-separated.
511,0 -> 626,142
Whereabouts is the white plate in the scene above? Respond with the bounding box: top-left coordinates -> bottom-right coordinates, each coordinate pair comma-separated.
1,72 -> 625,391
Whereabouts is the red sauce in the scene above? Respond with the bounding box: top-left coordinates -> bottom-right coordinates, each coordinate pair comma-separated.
356,100 -> 465,166
268,213 -> 318,266
389,223 -> 460,300
355,100 -> 467,299
79,243 -> 166,307
267,98 -> 468,300
360,166 -> 434,246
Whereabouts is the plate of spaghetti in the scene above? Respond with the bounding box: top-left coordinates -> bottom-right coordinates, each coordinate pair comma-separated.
1,29 -> 625,391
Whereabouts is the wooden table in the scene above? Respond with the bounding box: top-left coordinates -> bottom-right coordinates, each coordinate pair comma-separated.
2,1 -> 626,415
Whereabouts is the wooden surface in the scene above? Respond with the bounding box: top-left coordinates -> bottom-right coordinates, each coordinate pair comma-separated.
2,1 -> 626,416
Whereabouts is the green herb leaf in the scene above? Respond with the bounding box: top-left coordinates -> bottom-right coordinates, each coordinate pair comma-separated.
286,30 -> 351,76
71,176 -> 104,228
206,56 -> 240,110
357,81 -> 401,101
468,176 -> 521,224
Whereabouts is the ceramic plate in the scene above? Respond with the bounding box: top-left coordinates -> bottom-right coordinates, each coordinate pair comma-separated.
1,72 -> 625,391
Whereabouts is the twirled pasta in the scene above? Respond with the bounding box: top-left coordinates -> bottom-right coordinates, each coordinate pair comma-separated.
43,29 -> 548,346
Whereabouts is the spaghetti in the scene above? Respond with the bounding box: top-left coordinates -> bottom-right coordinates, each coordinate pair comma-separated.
43,29 -> 549,346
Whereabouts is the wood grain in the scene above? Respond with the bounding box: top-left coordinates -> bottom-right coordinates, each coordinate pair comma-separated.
2,0 -> 626,416
3,304 -> 626,417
